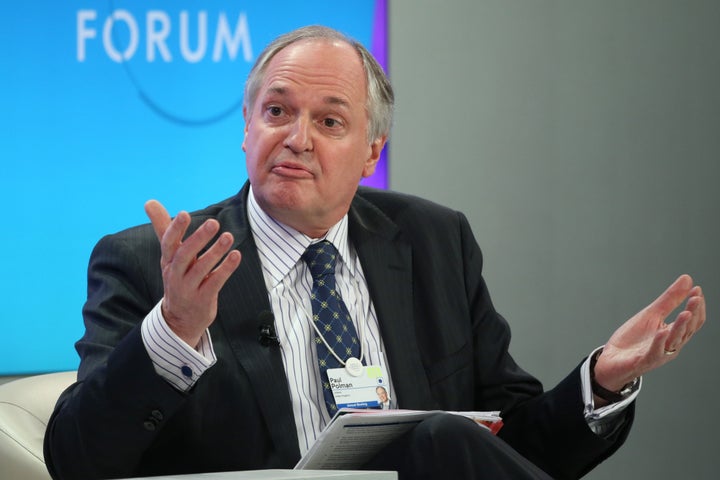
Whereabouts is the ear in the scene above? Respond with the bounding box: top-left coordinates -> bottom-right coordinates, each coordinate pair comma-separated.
361,136 -> 387,178
242,105 -> 250,152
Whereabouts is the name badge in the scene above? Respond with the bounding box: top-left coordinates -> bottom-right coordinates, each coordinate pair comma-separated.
327,365 -> 391,410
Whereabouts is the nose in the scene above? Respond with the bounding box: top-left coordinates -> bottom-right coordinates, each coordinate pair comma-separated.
284,115 -> 313,152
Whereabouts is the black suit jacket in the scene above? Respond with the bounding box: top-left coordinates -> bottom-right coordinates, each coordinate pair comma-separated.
45,184 -> 633,479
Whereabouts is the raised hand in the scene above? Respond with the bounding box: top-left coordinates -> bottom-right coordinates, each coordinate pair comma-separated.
593,274 -> 706,397
144,200 -> 242,348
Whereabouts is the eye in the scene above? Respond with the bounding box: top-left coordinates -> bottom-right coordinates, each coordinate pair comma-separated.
322,117 -> 343,129
268,106 -> 283,117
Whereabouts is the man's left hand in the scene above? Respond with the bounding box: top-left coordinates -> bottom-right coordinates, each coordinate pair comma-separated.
592,274 -> 706,401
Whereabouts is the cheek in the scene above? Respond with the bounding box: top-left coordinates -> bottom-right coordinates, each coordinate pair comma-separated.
244,134 -> 268,167
244,126 -> 259,151
247,127 -> 285,158
243,141 -> 263,180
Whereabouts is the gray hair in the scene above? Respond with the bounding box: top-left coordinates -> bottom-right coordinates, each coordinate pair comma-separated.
243,25 -> 394,143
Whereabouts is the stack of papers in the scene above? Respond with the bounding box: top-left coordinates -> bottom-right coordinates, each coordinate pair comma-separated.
295,409 -> 503,470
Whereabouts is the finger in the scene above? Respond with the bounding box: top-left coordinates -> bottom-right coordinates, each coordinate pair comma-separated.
698,288 -> 706,328
649,325 -> 673,361
160,210 -> 194,258
185,231 -> 235,285
200,249 -> 242,294
144,200 -> 172,243
664,310 -> 691,352
695,286 -> 706,326
682,290 -> 706,342
169,219 -> 222,271
648,274 -> 694,319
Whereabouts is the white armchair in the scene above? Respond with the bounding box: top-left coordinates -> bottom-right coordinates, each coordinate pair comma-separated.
0,371 -> 76,480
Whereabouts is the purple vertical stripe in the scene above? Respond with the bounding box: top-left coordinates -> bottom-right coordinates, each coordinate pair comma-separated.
371,0 -> 388,73
361,0 -> 389,189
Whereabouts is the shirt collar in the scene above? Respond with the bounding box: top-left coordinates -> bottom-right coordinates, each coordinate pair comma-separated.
247,186 -> 354,289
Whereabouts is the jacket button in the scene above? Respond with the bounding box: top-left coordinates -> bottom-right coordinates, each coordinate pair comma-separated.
151,410 -> 164,421
143,420 -> 156,431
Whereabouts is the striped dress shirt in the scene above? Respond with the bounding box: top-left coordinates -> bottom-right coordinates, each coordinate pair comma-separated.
246,187 -> 393,454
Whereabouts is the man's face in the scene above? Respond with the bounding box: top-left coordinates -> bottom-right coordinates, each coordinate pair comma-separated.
243,39 -> 385,237
376,387 -> 388,403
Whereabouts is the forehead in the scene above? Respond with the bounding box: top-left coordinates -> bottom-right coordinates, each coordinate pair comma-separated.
259,39 -> 368,107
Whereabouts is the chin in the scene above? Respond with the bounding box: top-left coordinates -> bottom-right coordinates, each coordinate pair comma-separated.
257,182 -> 308,213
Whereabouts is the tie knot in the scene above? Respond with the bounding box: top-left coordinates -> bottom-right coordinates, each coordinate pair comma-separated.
302,240 -> 338,280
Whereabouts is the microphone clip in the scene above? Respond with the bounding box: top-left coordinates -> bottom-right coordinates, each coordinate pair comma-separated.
258,324 -> 280,347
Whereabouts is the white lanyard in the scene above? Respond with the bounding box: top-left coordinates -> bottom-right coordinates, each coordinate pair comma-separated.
283,260 -> 366,374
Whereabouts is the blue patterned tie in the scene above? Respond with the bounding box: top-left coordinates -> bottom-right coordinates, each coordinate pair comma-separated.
302,240 -> 361,416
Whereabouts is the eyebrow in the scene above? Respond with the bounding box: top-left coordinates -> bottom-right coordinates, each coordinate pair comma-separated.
264,86 -> 351,110
266,86 -> 288,97
322,96 -> 350,109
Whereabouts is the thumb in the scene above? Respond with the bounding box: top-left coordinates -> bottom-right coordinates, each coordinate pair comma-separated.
144,199 -> 171,243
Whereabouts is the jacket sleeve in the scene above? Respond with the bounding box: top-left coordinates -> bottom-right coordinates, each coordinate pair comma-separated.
44,229 -> 189,480
457,211 -> 635,479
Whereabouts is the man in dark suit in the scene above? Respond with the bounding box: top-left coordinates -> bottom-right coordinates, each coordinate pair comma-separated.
44,26 -> 705,480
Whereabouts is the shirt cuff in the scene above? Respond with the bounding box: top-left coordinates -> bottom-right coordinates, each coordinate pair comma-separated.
581,346 -> 641,434
140,300 -> 216,392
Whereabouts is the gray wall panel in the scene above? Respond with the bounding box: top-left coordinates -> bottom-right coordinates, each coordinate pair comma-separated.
389,1 -> 719,478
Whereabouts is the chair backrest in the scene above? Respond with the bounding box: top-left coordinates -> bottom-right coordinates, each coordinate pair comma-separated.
0,371 -> 76,480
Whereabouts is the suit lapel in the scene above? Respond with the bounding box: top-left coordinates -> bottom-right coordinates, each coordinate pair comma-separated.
211,188 -> 300,463
349,194 -> 437,410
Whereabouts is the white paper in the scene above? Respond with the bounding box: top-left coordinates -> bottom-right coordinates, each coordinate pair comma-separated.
295,409 -> 502,470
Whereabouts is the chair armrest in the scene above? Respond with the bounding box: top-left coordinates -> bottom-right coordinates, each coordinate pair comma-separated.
0,371 -> 76,480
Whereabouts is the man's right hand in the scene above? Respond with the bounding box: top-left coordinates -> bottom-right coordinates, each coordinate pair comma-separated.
144,200 -> 242,348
